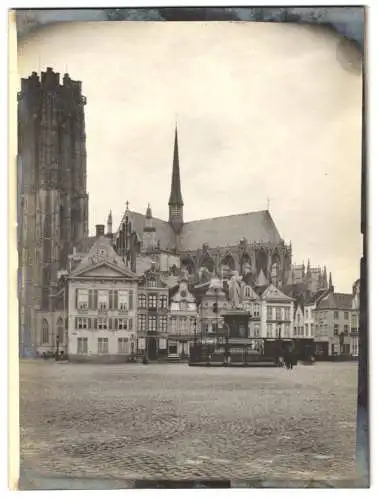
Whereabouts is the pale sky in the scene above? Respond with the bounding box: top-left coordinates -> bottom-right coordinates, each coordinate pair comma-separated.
17,21 -> 362,292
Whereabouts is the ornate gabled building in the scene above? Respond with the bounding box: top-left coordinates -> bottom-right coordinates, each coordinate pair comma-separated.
66,224 -> 139,362
18,68 -> 89,356
196,278 -> 230,338
113,127 -> 292,287
137,265 -> 170,360
167,279 -> 198,359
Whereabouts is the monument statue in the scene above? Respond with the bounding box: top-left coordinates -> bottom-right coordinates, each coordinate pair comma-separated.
198,266 -> 211,284
181,267 -> 189,281
228,271 -> 243,309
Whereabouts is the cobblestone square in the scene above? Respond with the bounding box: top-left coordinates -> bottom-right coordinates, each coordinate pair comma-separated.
19,361 -> 358,485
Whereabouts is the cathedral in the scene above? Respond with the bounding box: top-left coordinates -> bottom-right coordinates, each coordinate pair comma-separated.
17,68 -> 331,357
113,126 -> 294,288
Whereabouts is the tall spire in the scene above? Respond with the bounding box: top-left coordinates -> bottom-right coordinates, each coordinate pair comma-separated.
168,125 -> 184,232
169,125 -> 183,206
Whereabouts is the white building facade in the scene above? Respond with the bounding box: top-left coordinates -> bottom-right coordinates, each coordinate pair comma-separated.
293,303 -> 305,338
168,279 -> 199,358
67,227 -> 139,362
259,284 -> 294,340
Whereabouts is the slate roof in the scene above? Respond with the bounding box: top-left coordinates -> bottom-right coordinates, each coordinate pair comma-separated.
75,236 -> 97,254
127,211 -> 176,251
124,209 -> 282,252
317,292 -> 353,310
71,235 -> 134,276
304,288 -> 330,306
254,284 -> 270,297
180,210 -> 282,251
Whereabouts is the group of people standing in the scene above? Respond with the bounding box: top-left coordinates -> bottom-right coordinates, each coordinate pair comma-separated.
278,342 -> 297,370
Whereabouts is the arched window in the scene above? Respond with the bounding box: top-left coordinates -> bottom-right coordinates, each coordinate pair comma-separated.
245,286 -> 251,298
42,319 -> 49,345
57,317 -> 64,343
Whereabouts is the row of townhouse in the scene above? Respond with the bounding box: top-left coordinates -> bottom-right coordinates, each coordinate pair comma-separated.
292,284 -> 360,357
34,226 -> 360,362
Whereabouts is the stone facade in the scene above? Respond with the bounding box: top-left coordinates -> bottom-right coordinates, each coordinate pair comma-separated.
293,303 -> 305,338
18,68 -> 88,356
67,228 -> 139,362
198,278 -> 230,337
167,280 -> 198,359
137,268 -> 170,360
313,289 -> 354,356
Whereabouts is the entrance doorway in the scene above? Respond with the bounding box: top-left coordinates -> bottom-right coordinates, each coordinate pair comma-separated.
147,337 -> 158,360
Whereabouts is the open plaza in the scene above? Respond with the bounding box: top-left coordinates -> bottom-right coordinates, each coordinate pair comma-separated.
19,360 -> 358,487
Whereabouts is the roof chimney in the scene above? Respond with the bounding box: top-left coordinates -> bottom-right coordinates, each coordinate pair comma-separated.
96,224 -> 105,237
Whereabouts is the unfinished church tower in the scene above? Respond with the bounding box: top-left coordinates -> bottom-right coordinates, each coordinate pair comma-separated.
17,68 -> 89,355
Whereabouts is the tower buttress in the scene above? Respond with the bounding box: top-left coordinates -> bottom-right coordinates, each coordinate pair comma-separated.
329,272 -> 334,291
168,126 -> 184,233
107,209 -> 113,237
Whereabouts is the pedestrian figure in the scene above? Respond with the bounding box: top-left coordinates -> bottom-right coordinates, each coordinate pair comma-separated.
284,354 -> 292,370
286,342 -> 296,370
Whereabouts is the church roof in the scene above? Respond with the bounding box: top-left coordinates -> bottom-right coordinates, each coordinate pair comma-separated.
125,209 -> 282,252
180,210 -> 282,251
127,211 -> 176,251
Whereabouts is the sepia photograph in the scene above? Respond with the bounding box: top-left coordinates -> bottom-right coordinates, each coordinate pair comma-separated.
11,5 -> 367,490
